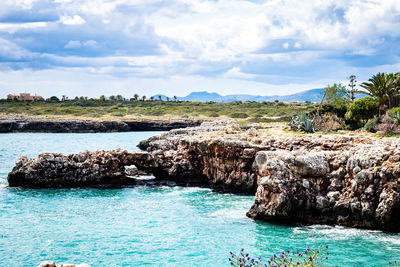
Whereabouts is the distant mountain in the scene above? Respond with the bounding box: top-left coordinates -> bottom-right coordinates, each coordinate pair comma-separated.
179,91 -> 224,102
177,88 -> 326,102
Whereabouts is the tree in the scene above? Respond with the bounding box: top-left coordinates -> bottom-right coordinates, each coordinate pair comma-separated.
116,95 -> 123,101
142,95 -> 146,101
173,96 -> 177,102
47,96 -> 60,102
134,94 -> 139,101
348,75 -> 357,101
109,95 -> 116,101
166,97 -> 170,102
324,83 -> 349,105
150,96 -> 154,101
99,95 -> 106,101
158,95 -> 162,101
358,72 -> 395,116
61,95 -> 66,101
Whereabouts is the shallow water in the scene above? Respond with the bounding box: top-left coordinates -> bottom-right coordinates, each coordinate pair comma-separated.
0,132 -> 399,266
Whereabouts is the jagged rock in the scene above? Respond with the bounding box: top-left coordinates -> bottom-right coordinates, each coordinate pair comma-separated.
8,122 -> 400,231
38,261 -> 90,267
8,149 -> 140,188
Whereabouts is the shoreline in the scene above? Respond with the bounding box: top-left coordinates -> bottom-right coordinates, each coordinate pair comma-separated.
7,121 -> 400,232
0,114 -> 203,133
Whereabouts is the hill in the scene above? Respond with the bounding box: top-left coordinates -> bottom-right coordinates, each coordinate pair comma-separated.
176,88 -> 325,102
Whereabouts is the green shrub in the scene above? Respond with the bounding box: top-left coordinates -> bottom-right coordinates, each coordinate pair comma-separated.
345,97 -> 379,129
230,112 -> 248,118
364,117 -> 379,133
388,107 -> 400,124
317,102 -> 348,118
110,112 -> 125,116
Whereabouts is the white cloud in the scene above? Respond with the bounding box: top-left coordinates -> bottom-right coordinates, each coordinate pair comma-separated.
283,42 -> 290,49
59,15 -> 86,25
0,0 -> 400,96
64,40 -> 81,49
83,40 -> 98,47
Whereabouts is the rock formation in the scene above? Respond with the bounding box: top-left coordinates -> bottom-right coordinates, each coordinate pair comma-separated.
0,115 -> 202,133
8,149 -> 139,188
38,260 -> 90,267
8,121 -> 400,231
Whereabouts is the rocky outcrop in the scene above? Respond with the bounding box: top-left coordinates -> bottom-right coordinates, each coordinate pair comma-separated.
0,115 -> 202,133
8,149 -> 140,188
134,123 -> 400,231
38,260 -> 90,267
246,147 -> 400,232
8,121 -> 400,231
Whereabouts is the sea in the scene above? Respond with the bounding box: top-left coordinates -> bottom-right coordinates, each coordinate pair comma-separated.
0,132 -> 399,266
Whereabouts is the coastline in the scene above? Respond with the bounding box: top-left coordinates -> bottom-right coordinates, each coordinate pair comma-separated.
8,121 -> 400,232
0,114 -> 203,133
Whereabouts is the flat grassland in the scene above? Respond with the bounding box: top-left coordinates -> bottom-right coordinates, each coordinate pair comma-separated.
0,100 -> 316,121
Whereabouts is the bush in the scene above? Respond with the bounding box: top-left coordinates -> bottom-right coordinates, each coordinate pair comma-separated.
228,245 -> 329,267
314,114 -> 345,132
377,115 -> 400,135
317,102 -> 348,118
364,117 -> 379,133
110,112 -> 125,117
388,107 -> 400,124
345,97 -> 379,129
230,112 -> 249,118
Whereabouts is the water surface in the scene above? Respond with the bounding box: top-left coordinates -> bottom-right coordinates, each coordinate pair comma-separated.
0,132 -> 399,266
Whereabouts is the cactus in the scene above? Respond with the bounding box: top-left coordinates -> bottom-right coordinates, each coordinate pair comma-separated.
394,111 -> 400,125
289,113 -> 315,133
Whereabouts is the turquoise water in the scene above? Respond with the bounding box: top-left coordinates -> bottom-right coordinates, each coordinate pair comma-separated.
0,132 -> 399,266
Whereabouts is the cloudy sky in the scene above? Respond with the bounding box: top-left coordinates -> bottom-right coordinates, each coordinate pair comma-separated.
0,0 -> 399,98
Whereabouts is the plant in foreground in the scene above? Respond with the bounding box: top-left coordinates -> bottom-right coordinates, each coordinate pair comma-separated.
228,245 -> 329,267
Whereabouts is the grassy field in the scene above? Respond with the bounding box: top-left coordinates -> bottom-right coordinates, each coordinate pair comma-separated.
0,99 -> 317,121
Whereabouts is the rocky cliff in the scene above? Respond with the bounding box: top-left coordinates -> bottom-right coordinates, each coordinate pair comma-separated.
0,115 -> 202,133
8,149 -> 141,187
8,122 -> 400,231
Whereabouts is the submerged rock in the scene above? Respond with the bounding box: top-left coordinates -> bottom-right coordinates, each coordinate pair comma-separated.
38,260 -> 90,267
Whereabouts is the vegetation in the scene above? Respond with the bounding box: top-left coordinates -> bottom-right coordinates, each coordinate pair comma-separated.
229,246 -> 398,266
311,71 -> 400,134
358,72 -> 399,116
228,245 -> 329,267
345,97 -> 379,129
289,114 -> 315,133
0,98 -> 316,121
2,71 -> 400,132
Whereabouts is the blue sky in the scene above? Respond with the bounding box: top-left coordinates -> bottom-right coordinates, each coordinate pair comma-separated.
0,0 -> 399,98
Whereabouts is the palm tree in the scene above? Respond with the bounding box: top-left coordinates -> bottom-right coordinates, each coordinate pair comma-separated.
134,94 -> 139,101
158,95 -> 162,101
142,95 -> 146,101
150,96 -> 154,101
99,95 -> 106,101
166,97 -> 170,102
173,96 -> 177,102
358,72 -> 395,116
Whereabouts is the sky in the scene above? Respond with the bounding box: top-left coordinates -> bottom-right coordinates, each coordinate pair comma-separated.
0,0 -> 400,98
